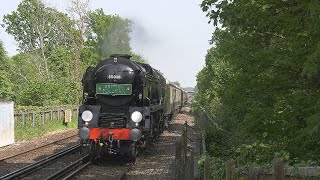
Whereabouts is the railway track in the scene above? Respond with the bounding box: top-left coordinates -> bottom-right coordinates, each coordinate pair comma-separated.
1,143 -> 130,180
0,134 -> 78,162
47,157 -> 132,180
118,165 -> 132,180
44,154 -> 91,180
0,144 -> 82,180
1,137 -> 132,180
70,154 -> 133,180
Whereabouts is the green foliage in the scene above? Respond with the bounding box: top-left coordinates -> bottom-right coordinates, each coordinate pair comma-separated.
131,53 -> 148,63
87,9 -> 131,58
17,78 -> 78,106
195,0 -> 320,172
15,118 -> 78,141
198,154 -> 226,180
0,41 -> 14,100
85,9 -> 145,63
172,81 -> 181,87
14,105 -> 79,141
205,125 -> 228,158
0,40 -> 6,59
15,105 -> 77,112
0,71 -> 14,100
1,0 -> 146,107
48,47 -> 74,77
2,0 -> 71,52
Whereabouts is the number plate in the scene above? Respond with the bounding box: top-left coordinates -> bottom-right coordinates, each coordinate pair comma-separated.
96,83 -> 132,95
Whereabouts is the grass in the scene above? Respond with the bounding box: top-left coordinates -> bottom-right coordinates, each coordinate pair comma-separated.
14,119 -> 78,141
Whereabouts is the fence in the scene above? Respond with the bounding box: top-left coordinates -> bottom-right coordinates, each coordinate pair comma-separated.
196,109 -> 211,129
195,109 -> 320,180
226,158 -> 320,180
175,121 -> 196,180
194,109 -> 212,180
14,106 -> 79,127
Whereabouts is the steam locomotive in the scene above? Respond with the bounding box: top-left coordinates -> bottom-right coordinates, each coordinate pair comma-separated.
78,54 -> 187,161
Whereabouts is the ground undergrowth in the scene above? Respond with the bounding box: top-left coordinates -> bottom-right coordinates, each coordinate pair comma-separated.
14,119 -> 78,141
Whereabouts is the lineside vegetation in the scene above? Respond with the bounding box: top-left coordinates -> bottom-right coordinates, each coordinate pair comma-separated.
194,0 -> 320,178
0,0 -> 146,106
0,0 -> 147,140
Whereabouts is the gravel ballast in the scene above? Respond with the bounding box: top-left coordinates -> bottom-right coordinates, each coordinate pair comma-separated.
125,106 -> 200,180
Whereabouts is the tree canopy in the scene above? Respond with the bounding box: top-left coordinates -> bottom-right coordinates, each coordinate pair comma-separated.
172,81 -> 181,87
1,0 -> 146,105
0,40 -> 14,99
194,0 -> 320,177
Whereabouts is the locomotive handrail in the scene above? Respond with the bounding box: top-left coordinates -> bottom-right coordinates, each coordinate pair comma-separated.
150,104 -> 164,112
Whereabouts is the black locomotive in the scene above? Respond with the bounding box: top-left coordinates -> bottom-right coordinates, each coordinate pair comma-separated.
78,54 -> 169,160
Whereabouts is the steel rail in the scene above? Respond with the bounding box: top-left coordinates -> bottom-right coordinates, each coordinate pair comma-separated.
119,165 -> 133,180
47,155 -> 132,180
0,144 -> 80,180
44,154 -> 91,180
0,134 -> 78,162
61,161 -> 91,180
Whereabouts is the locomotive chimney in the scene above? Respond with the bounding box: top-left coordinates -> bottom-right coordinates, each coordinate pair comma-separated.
110,54 -> 132,59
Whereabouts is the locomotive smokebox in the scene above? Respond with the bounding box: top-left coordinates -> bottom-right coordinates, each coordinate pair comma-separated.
94,54 -> 141,106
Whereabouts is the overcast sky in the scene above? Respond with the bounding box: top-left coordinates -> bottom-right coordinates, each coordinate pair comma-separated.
0,0 -> 213,87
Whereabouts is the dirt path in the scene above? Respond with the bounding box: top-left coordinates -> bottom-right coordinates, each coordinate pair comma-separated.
125,106 -> 199,180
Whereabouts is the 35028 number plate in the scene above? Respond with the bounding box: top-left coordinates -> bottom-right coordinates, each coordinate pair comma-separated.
96,83 -> 132,95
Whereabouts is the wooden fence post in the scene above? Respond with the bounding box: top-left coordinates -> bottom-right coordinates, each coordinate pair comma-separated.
226,159 -> 234,180
32,112 -> 35,127
185,155 -> 192,180
273,158 -> 284,180
21,111 -> 25,127
248,168 -> 260,180
64,109 -> 72,124
175,141 -> 182,180
183,121 -> 189,180
50,110 -> 53,121
183,121 -> 188,165
189,149 -> 195,180
42,112 -> 45,124
58,109 -> 60,121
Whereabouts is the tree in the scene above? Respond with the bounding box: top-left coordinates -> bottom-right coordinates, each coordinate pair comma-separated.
1,0 -> 146,106
172,81 -> 181,87
195,0 -> 320,167
2,0 -> 49,76
131,53 -> 147,63
81,8 -> 146,69
66,0 -> 91,81
2,0 -> 84,104
2,0 -> 74,77
86,9 -> 132,59
0,40 -> 6,60
0,40 -> 14,100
